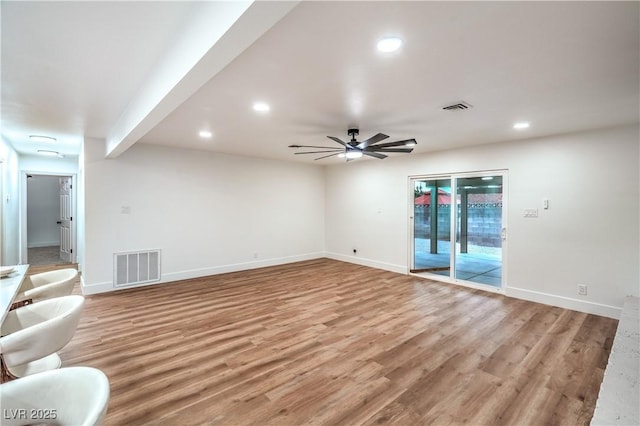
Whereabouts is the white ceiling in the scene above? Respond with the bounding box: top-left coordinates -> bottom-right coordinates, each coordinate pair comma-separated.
2,1 -> 638,164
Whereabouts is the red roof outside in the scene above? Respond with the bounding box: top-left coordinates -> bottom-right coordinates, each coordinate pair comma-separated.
414,190 -> 450,205
414,191 -> 502,205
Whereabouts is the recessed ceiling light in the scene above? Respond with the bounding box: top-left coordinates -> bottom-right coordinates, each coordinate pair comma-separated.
30,135 -> 57,143
253,102 -> 270,113
199,130 -> 213,139
513,122 -> 530,130
377,37 -> 403,53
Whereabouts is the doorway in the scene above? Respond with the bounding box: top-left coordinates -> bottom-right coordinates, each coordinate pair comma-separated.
410,171 -> 507,289
23,173 -> 76,266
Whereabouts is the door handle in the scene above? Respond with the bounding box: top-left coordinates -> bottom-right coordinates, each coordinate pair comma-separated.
56,221 -> 62,224
501,228 -> 507,241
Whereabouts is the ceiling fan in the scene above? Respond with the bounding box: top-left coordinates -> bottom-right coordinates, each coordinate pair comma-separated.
289,128 -> 417,161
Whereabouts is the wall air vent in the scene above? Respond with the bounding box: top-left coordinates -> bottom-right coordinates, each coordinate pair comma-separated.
442,102 -> 472,111
114,249 -> 161,287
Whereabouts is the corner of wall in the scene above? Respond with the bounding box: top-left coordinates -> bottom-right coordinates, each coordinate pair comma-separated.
325,251 -> 408,275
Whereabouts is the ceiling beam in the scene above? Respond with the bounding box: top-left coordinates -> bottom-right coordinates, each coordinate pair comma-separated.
105,1 -> 299,158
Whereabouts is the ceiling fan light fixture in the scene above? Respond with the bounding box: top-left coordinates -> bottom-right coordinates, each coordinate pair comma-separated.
345,150 -> 363,159
289,128 -> 416,161
377,37 -> 403,53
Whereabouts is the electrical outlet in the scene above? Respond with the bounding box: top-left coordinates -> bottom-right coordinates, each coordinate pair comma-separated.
577,284 -> 588,296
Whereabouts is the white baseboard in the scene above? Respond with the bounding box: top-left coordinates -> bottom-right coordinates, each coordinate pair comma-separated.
324,252 -> 407,275
80,252 -> 325,295
162,252 -> 325,283
80,253 -> 624,320
325,254 -> 622,319
27,241 -> 60,248
80,276 -> 112,295
506,286 -> 622,319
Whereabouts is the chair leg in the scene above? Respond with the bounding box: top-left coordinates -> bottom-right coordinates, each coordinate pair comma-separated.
9,299 -> 33,311
0,355 -> 18,383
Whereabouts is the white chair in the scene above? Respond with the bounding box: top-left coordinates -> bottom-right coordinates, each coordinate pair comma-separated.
0,367 -> 110,426
14,268 -> 78,304
0,295 -> 84,380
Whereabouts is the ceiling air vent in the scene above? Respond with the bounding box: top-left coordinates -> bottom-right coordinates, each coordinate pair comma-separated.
442,102 -> 472,111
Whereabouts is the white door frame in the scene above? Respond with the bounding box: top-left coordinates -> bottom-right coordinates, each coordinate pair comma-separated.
20,171 -> 77,265
408,169 -> 508,293
0,161 -> 3,265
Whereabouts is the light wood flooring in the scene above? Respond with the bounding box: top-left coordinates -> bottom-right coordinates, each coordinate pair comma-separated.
57,258 -> 617,425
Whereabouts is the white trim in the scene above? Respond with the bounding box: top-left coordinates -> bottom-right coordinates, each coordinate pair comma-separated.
27,241 -> 61,248
20,171 -> 77,265
325,251 -> 407,274
0,162 -> 3,266
499,173 -> 508,290
506,286 -> 621,319
79,251 -> 625,320
162,252 -> 324,282
408,170 -> 508,291
80,275 -> 112,295
81,252 -> 326,295
409,271 -> 505,294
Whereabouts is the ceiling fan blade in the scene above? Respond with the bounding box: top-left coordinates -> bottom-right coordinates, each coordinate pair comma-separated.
294,149 -> 343,155
371,147 -> 414,153
357,133 -> 389,149
289,144 -> 343,149
363,151 -> 388,159
314,152 -> 341,160
370,139 -> 417,149
327,136 -> 348,147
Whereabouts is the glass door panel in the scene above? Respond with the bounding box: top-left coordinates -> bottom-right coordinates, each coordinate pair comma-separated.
412,178 -> 452,278
455,175 -> 503,287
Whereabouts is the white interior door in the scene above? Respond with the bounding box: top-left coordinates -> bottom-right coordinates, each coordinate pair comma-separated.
59,176 -> 72,263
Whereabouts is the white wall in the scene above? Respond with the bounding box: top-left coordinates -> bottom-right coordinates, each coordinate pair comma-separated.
325,124 -> 639,318
0,139 -> 20,265
27,175 -> 60,247
20,155 -> 79,175
77,143 -> 86,272
82,139 -> 326,293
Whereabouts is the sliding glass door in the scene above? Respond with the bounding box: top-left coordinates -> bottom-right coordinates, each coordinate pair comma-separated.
411,172 -> 506,289
412,178 -> 452,277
